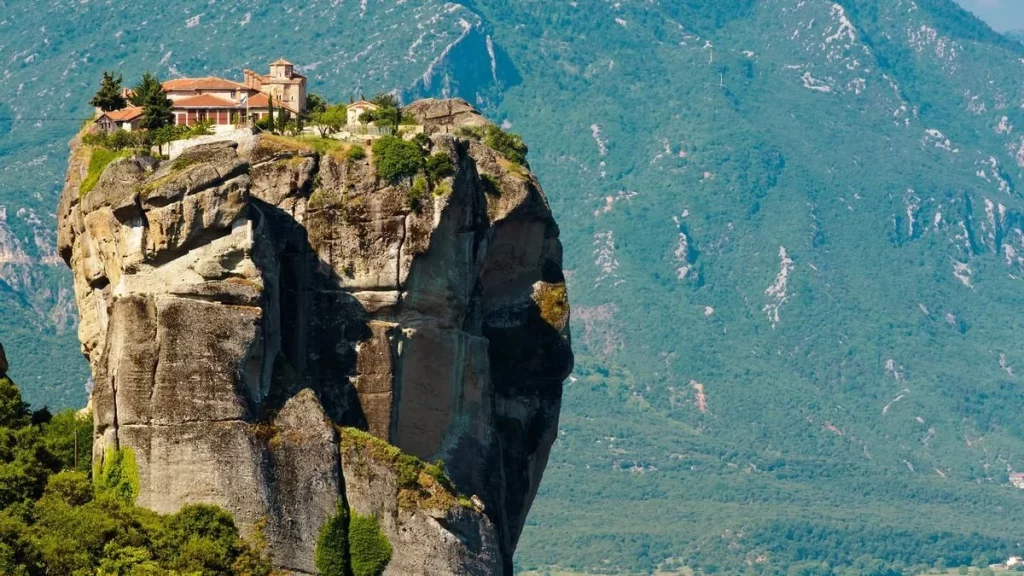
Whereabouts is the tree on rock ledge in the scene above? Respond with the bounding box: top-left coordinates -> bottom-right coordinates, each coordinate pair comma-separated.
89,71 -> 126,112
131,72 -> 174,130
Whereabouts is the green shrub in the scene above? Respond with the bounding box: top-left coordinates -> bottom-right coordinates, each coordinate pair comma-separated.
433,181 -> 453,197
484,125 -> 528,165
396,453 -> 422,489
412,132 -> 431,150
346,145 -> 367,162
480,173 -> 502,197
425,152 -> 456,183
95,447 -> 139,503
80,148 -> 132,197
163,504 -> 241,574
372,136 -> 424,182
44,470 -> 93,507
349,512 -> 392,576
457,124 -> 528,165
407,176 -> 429,210
315,503 -> 350,576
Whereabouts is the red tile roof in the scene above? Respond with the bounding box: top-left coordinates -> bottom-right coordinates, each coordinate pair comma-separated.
172,94 -> 243,108
244,93 -> 299,113
163,76 -> 247,91
104,107 -> 143,122
245,93 -> 269,107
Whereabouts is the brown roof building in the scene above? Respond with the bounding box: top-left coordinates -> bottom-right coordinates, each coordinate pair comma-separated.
96,59 -> 307,131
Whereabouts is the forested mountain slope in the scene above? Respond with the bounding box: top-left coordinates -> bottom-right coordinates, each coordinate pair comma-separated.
3,0 -> 1024,573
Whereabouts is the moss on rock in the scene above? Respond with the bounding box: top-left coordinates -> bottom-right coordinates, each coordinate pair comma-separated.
80,148 -> 132,198
534,283 -> 569,328
340,428 -> 476,513
349,511 -> 392,576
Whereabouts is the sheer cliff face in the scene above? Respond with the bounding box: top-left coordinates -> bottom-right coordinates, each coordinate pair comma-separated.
57,99 -> 573,575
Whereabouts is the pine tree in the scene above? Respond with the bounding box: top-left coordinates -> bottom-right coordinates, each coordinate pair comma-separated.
128,73 -> 162,107
131,73 -> 174,131
89,72 -> 126,112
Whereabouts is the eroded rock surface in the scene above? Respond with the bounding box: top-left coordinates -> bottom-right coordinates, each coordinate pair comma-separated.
58,99 -> 572,575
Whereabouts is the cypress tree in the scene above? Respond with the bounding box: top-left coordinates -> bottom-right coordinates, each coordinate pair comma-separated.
267,94 -> 275,133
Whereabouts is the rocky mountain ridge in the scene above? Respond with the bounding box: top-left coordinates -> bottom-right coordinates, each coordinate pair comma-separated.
56,99 -> 572,574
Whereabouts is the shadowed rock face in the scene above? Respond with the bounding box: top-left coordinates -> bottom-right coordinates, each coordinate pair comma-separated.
57,99 -> 572,575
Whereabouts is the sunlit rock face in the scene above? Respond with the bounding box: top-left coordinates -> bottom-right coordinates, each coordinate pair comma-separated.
58,98 -> 573,575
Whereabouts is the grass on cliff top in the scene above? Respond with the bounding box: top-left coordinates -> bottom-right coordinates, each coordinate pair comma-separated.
79,147 -> 132,198
340,427 -> 474,511
259,134 -> 368,167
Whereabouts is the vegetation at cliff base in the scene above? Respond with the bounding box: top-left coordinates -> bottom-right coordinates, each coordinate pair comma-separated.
0,373 -> 276,575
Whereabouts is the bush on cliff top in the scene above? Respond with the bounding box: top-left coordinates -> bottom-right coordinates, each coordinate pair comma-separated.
371,136 -> 423,183
457,124 -> 528,166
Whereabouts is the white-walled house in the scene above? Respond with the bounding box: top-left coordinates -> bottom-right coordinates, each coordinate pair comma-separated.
346,100 -> 379,126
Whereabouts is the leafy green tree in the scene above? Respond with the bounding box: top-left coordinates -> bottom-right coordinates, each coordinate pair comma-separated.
361,92 -> 402,132
150,126 -> 177,158
371,136 -> 424,183
0,376 -> 31,428
89,72 -> 127,112
311,104 -> 347,138
161,504 -> 240,574
370,92 -> 399,110
38,410 -> 92,474
306,93 -> 328,114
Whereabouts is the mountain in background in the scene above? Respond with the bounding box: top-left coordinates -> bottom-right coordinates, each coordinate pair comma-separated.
4,0 -> 1024,573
